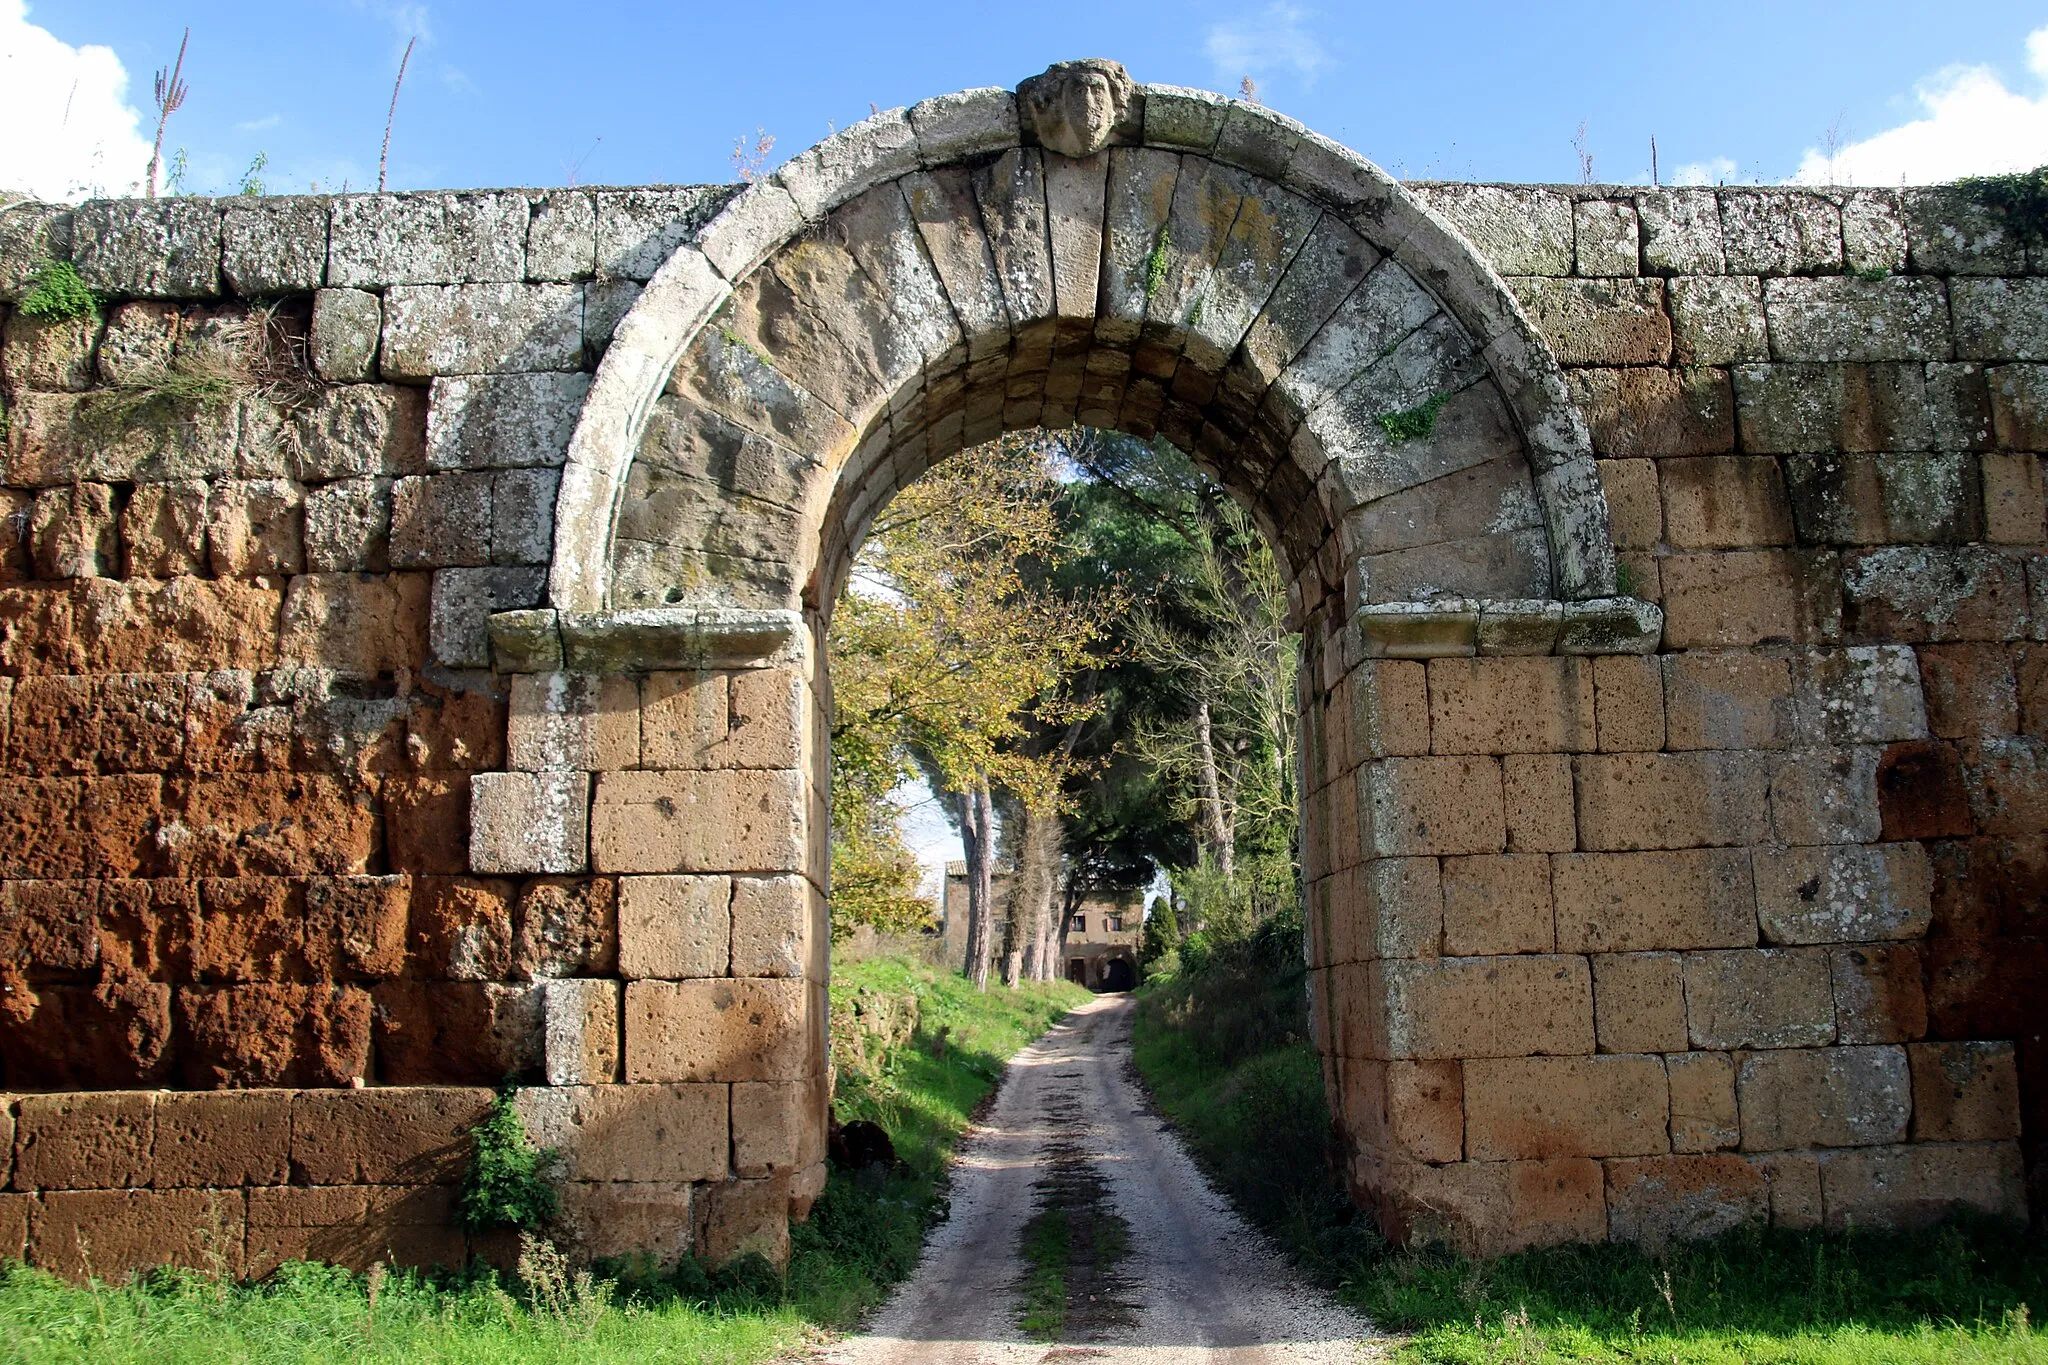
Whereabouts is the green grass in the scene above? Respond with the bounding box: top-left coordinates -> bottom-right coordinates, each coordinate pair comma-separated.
0,954 -> 1088,1364
1016,1208 -> 1072,1340
1130,933 -> 2048,1365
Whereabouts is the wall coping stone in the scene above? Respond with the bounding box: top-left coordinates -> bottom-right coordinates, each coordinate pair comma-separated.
492,607 -> 808,673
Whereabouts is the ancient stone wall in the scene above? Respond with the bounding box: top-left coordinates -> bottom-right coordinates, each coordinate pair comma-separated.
0,74 -> 2039,1274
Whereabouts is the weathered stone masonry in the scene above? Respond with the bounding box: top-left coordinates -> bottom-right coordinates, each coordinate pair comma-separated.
0,63 -> 2039,1273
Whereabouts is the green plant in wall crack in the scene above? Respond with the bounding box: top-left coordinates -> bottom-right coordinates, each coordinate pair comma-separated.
17,259 -> 99,323
1143,224 -> 1173,302
1956,164 -> 2048,246
458,1088 -> 560,1233
1377,392 -> 1449,444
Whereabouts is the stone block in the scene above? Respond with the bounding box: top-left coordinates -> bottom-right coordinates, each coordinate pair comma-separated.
1659,456 -> 1794,550
289,1087 -> 492,1185
1597,459 -> 1660,550
725,668 -> 806,769
1909,1040 -> 2022,1142
515,1082 -> 728,1183
618,873 -> 730,979
1738,1045 -> 1909,1150
1376,954 -> 1594,1060
205,479 -> 304,577
1382,1156 -> 1607,1256
426,372 -> 591,470
1817,1142 -> 2026,1231
1348,660 -> 1430,759
220,198 -> 327,294
1637,190 -> 1725,274
0,977 -> 173,1089
1502,753 -> 1576,853
1951,278 -> 2048,361
1788,646 -> 1929,746
1465,1054 -> 1670,1160
488,465 -> 555,564
1733,362 -> 1955,455
1988,364 -> 2048,449
1756,1151 -> 1824,1229
1386,1060 -> 1465,1163
695,1174 -> 792,1268
1876,740 -> 1974,841
305,875 -> 410,980
1573,751 -> 1770,851
1362,755 -> 1504,857
552,1181 -> 694,1265
1670,276 -> 1766,365
391,471 -> 491,568
380,282 -> 582,379
3,310 -> 99,391
1982,454 -> 2047,545
591,768 -> 806,874
1424,657 -> 1593,755
0,879 -> 100,968
34,1188 -> 246,1281
407,876 -> 516,980
1767,746 -> 1883,845
1440,854 -> 1553,956
329,192 -> 529,285
1683,949 -> 1835,1050
1718,191 -> 1841,275
428,566 -> 546,668
1840,191 -> 1907,274
1415,185 -> 1573,276
1570,366 -> 1734,458
1831,944 -> 1928,1046
176,983 -> 374,1087
1554,848 -> 1755,952
0,1194 -> 22,1261
69,199 -> 220,297
151,1090 -> 291,1187
624,978 -> 809,1082
1509,277 -> 1670,366
1764,277 -> 1952,363
276,571 -> 430,674
732,1080 -> 809,1178
507,672 -> 639,772
1661,549 -> 1840,649
1787,452 -> 1982,546
514,876 -> 616,979
311,289 -> 381,382
14,1092 -> 153,1190
1574,199 -> 1639,277
1591,952 -> 1687,1053
286,382 -> 427,481
30,483 -> 117,577
1661,652 -> 1792,750
245,1184 -> 465,1275
1753,843 -> 1931,944
639,671 -> 727,769
466,769 -> 589,877
731,874 -> 812,978
300,478 -> 391,573
371,981 -> 543,1084
1604,1154 -> 1766,1247
1589,654 -> 1661,752
525,190 -> 596,281
1960,734 -> 2048,834
1366,856 -> 1442,960
1666,1051 -> 1739,1153
595,186 -> 734,280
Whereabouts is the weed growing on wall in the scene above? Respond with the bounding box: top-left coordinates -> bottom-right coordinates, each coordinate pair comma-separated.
1143,224 -> 1173,302
1957,165 -> 2048,246
1377,392 -> 1449,444
458,1090 -> 559,1233
17,259 -> 99,322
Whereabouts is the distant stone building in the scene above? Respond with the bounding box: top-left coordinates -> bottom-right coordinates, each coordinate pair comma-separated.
940,864 -> 1142,990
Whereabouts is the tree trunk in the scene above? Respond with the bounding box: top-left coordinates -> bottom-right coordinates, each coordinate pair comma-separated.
1006,805 -> 1062,984
1194,695 -> 1235,877
957,782 -> 997,989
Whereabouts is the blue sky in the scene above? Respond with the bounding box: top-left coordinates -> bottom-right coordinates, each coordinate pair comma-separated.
9,0 -> 2048,200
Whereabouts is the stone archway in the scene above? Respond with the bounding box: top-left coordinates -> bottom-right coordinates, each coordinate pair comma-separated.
478,61 -> 1669,1258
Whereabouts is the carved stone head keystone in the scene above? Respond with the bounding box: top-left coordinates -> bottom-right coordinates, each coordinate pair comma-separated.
1016,59 -> 1140,159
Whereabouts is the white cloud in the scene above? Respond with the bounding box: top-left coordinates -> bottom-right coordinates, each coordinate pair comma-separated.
1673,156 -> 1738,187
0,0 -> 154,200
1792,25 -> 2048,186
1205,4 -> 1329,87
236,113 -> 281,133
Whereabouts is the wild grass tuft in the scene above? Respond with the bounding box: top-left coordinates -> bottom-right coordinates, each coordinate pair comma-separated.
1377,392 -> 1450,445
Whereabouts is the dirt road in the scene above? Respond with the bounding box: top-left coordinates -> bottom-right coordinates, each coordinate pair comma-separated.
814,994 -> 1379,1364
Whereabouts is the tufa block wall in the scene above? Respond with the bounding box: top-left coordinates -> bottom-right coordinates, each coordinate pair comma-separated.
0,124 -> 2041,1270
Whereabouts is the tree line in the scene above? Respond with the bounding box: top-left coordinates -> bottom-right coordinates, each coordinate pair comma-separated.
827,428 -> 1300,988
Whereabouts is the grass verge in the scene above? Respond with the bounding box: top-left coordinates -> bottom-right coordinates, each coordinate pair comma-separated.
0,954 -> 1088,1365
1131,924 -> 2048,1364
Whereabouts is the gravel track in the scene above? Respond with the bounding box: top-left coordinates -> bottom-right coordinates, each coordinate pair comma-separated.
812,993 -> 1381,1365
